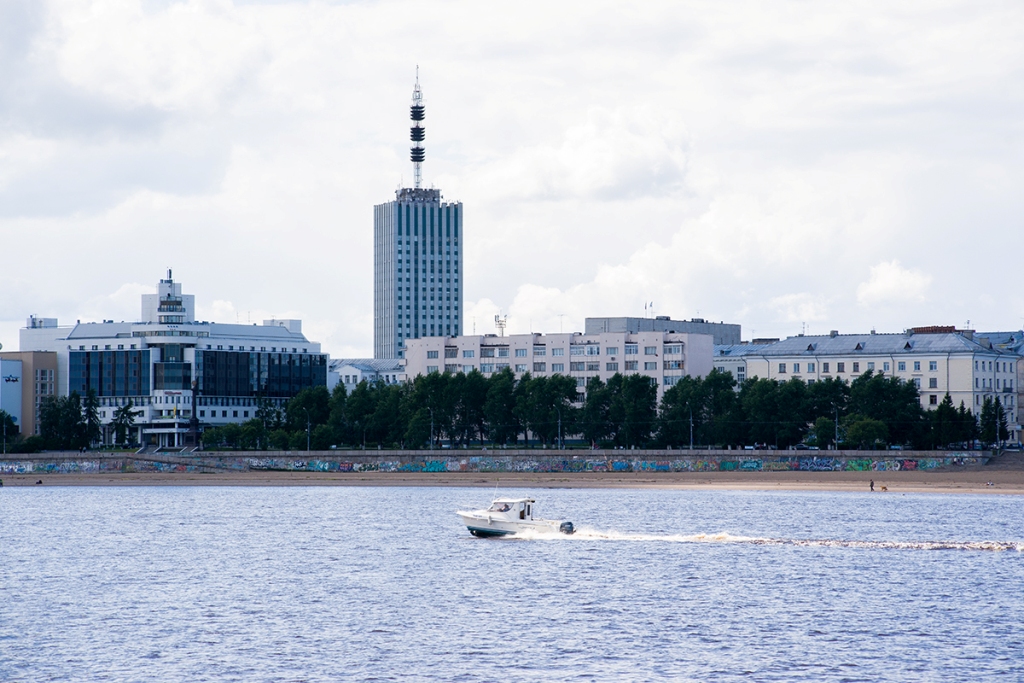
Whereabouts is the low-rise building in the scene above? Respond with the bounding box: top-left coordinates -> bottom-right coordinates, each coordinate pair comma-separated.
403,329 -> 713,399
714,327 -> 1021,442
585,316 -> 741,345
18,271 -> 328,448
329,358 -> 406,392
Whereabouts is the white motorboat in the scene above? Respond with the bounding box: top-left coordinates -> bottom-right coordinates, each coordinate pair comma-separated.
457,497 -> 575,537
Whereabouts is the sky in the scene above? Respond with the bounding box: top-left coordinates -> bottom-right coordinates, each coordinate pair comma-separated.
1,0 -> 1022,358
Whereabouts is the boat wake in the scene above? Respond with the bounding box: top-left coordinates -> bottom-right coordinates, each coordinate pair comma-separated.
510,528 -> 1024,552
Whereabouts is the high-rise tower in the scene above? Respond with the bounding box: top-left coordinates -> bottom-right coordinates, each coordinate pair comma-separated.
374,72 -> 463,359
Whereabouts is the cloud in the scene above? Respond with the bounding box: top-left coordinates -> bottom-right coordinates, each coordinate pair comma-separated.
856,260 -> 932,307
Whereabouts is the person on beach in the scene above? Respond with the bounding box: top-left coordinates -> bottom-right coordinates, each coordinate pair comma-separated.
870,479 -> 874,492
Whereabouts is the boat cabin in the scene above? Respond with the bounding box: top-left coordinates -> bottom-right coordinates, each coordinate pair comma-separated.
487,498 -> 536,520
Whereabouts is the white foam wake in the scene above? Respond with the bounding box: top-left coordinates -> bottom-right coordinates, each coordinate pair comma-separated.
509,527 -> 1024,552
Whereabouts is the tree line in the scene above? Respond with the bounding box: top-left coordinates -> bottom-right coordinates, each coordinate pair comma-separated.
202,368 -> 1012,451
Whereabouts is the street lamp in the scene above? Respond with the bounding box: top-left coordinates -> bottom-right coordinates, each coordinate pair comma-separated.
429,407 -> 434,451
302,407 -> 310,452
831,402 -> 839,450
555,404 -> 562,450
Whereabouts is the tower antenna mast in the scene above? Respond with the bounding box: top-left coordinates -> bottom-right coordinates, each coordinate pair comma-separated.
410,67 -> 426,188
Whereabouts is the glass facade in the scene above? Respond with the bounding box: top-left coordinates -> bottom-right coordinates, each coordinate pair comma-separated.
69,350 -> 151,397
195,351 -> 327,397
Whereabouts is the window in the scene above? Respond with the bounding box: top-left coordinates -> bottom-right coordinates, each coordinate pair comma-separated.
498,347 -> 509,358
533,362 -> 546,372
822,362 -> 829,373
644,346 -> 657,355
779,363 -> 787,373
606,362 -> 618,372
975,360 -> 978,370
625,361 -> 638,371
663,376 -> 679,387
233,410 -> 238,418
515,364 -> 527,373
427,365 -> 438,373
913,378 -> 921,388
793,363 -> 800,373
664,344 -> 682,355
533,346 -> 546,356
515,348 -> 527,357
586,345 -> 601,356
222,410 -> 227,417
867,362 -> 875,371
480,348 -> 495,358
445,348 -> 458,358
462,364 -> 474,372
551,363 -> 565,373
480,364 -> 495,373
199,410 -> 205,417
644,362 -> 657,370
570,346 -> 585,356
605,347 -> 619,356
462,350 -> 475,358
913,361 -> 921,371
929,361 -> 937,371
898,361 -> 906,372
427,350 -> 439,359
929,377 -> 938,389
837,362 -> 845,373
570,362 -> 585,372
551,348 -> 564,357
624,344 -> 638,355
586,362 -> 600,372
664,360 -> 684,370
851,362 -> 859,373
975,378 -> 979,388
883,362 -> 890,371
243,411 -> 249,418
807,362 -> 815,372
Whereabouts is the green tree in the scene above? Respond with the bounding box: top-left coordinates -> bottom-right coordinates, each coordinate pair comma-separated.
581,376 -> 612,446
111,401 -> 139,447
845,416 -> 889,450
83,389 -> 102,447
39,393 -> 86,450
345,380 -> 377,448
849,371 -> 925,447
328,383 -> 348,445
931,394 -> 958,448
270,428 -> 291,450
979,396 -> 997,446
285,386 -> 331,433
483,368 -> 518,445
608,373 -> 658,448
811,416 -> 836,449
1,409 -> 19,440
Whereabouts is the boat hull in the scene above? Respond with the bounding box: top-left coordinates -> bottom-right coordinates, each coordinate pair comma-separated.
457,512 -> 567,537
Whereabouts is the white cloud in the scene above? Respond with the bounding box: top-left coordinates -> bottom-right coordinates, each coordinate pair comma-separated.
2,0 -> 1024,355
856,260 -> 932,307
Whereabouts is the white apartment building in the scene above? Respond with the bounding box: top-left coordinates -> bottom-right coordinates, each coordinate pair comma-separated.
714,327 -> 1021,442
402,330 -> 714,400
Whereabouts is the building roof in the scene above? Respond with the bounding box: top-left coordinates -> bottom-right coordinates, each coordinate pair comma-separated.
330,358 -> 404,373
728,332 -> 1018,358
714,343 -> 776,358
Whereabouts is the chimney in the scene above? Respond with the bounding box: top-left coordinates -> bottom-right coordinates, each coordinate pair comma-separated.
829,330 -> 838,338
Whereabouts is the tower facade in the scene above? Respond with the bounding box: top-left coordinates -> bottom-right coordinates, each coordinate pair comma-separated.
374,74 -> 463,359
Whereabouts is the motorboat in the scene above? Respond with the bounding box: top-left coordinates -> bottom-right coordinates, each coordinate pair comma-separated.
457,497 -> 575,537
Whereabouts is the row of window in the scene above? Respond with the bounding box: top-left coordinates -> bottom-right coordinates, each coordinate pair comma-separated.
434,343 -> 684,360
424,360 -> 686,376
776,359 -> 946,374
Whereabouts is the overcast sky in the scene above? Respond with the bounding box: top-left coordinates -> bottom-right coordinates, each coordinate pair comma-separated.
2,0 -> 1022,357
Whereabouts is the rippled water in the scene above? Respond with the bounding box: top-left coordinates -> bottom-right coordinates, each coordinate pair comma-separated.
1,487 -> 1022,682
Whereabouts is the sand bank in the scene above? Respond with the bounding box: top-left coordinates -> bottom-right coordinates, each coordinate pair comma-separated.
2,469 -> 1022,494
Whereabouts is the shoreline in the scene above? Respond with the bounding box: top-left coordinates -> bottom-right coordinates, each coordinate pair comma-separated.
2,469 -> 1021,494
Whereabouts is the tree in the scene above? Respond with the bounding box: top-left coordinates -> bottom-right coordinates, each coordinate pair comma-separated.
327,383 -> 348,445
483,368 -> 518,445
845,416 -> 889,450
811,416 -> 836,449
608,373 -> 658,448
111,401 -> 139,447
849,371 -> 926,447
581,377 -> 612,447
285,386 -> 331,433
931,394 -> 958,448
83,389 -> 101,447
979,396 -> 997,446
39,393 -> 86,450
996,397 -> 1010,444
1,409 -> 19,440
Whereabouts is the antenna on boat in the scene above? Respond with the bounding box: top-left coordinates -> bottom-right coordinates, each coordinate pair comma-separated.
491,479 -> 499,503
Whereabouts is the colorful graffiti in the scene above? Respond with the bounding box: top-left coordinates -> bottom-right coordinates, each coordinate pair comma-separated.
0,452 -> 985,476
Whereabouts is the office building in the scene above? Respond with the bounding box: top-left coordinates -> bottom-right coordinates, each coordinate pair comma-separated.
586,316 -> 741,345
374,73 -> 463,359
19,271 -> 328,448
0,351 -> 58,437
403,329 -> 713,401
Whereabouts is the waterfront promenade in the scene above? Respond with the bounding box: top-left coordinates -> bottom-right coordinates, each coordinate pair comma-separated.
2,450 -> 1022,493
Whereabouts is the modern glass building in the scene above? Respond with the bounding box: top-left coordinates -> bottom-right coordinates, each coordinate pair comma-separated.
373,74 -> 463,359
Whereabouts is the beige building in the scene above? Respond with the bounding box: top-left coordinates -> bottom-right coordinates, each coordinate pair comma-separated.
402,330 -> 714,399
0,350 -> 58,437
714,327 -> 1021,443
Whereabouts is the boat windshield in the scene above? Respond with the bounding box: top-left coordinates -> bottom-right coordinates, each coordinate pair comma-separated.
489,502 -> 511,512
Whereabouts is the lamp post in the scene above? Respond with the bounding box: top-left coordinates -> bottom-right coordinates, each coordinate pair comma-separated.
831,402 -> 839,450
429,407 -> 434,451
689,405 -> 694,450
302,407 -> 310,452
555,404 -> 562,450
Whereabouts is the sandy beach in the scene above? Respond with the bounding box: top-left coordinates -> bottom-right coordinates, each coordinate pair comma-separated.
2,468 -> 1022,494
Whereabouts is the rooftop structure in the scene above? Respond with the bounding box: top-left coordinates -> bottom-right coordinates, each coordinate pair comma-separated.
585,316 -> 741,346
